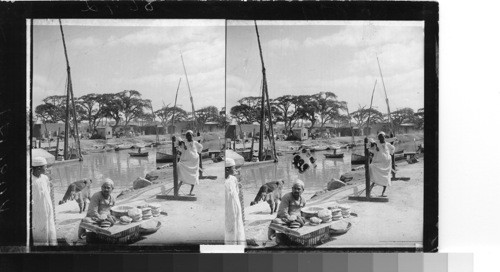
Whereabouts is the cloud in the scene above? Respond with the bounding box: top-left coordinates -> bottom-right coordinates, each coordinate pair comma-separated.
153,37 -> 225,74
70,36 -> 102,48
107,25 -> 223,47
266,38 -> 301,51
303,24 -> 423,49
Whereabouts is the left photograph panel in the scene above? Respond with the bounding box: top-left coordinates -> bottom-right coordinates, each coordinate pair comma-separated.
30,19 -> 226,247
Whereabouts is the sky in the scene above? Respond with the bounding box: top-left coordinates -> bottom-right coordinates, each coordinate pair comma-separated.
32,19 -> 225,115
226,21 -> 425,116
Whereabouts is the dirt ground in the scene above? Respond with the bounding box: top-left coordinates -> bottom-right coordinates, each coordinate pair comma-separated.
54,160 -> 225,246
243,155 -> 424,248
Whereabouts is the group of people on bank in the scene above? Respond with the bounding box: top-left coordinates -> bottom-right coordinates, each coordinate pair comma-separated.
224,131 -> 396,245
31,130 -> 395,246
31,130 -> 204,245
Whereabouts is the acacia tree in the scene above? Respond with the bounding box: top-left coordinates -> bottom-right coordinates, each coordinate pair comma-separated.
154,106 -> 188,128
391,107 -> 415,133
351,106 -> 384,136
230,96 -> 262,125
311,92 -> 347,129
100,93 -> 122,129
117,90 -> 150,128
414,108 -> 424,130
295,95 -> 319,133
35,95 -> 67,123
272,94 -> 300,133
196,106 -> 220,127
76,93 -> 105,132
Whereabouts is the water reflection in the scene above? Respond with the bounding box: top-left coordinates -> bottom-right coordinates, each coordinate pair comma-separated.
49,148 -> 170,191
239,150 -> 353,195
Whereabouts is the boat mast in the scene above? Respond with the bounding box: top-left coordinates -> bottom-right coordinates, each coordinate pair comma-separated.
59,20 -> 82,160
254,21 -> 277,161
180,52 -> 197,133
346,104 -> 355,145
376,55 -> 394,134
149,101 -> 159,144
170,77 -> 182,136
366,80 -> 378,134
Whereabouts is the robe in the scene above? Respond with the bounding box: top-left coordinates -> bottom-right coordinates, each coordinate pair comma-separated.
225,175 -> 246,245
177,141 -> 203,186
369,142 -> 396,186
32,174 -> 57,246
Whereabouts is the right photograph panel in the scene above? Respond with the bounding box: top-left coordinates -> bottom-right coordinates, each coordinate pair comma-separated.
225,20 -> 424,249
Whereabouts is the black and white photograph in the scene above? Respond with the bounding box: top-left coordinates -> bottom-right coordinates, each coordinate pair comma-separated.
225,20 -> 425,248
29,19 -> 226,247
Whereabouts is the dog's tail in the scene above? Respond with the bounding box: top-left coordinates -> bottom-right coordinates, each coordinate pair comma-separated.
60,184 -> 76,204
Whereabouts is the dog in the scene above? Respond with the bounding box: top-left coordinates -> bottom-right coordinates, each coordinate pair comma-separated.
59,179 -> 92,213
250,180 -> 285,214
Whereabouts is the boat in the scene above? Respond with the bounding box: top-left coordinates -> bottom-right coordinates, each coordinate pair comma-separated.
351,149 -> 404,164
156,151 -> 175,163
394,149 -> 405,161
351,153 -> 367,165
129,152 -> 149,157
115,144 -> 133,151
324,153 -> 344,159
310,145 -> 328,152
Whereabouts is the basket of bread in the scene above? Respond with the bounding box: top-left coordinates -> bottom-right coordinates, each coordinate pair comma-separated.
110,205 -> 134,218
301,206 -> 325,219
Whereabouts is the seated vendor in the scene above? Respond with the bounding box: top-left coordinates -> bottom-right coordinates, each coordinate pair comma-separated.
78,178 -> 116,240
277,179 -> 306,220
269,179 -> 306,246
86,178 -> 116,218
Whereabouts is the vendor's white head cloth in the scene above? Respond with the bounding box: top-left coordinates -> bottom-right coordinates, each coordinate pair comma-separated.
378,131 -> 386,136
32,157 -> 47,167
293,179 -> 305,189
225,158 -> 236,168
185,130 -> 194,135
102,178 -> 114,187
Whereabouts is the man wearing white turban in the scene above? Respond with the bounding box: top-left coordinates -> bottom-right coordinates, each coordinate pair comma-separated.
368,131 -> 396,197
76,178 -> 116,240
177,130 -> 203,196
31,157 -> 57,246
277,179 -> 306,220
86,178 -> 116,218
224,158 -> 246,245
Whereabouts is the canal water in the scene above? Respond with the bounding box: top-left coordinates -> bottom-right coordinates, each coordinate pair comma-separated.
238,150 -> 352,208
48,147 -> 172,194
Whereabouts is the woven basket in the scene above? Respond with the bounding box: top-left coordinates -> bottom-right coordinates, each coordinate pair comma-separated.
110,205 -> 134,218
86,224 -> 142,245
288,226 -> 330,246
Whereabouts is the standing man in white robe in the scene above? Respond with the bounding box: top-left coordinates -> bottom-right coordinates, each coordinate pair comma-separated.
178,130 -> 203,196
369,131 -> 396,197
224,158 -> 246,245
31,157 -> 57,246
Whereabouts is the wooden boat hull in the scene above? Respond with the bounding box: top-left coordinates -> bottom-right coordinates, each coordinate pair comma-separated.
129,152 -> 149,157
351,150 -> 404,164
115,145 -> 133,151
324,153 -> 344,159
351,153 -> 367,165
156,151 -> 174,163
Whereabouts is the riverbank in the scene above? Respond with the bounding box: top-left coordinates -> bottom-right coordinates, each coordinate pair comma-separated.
243,155 -> 424,248
38,131 -> 225,154
54,160 -> 225,245
265,132 -> 423,152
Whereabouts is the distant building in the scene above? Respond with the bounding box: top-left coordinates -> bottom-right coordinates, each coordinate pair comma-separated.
291,127 -> 308,140
96,126 -> 113,139
201,122 -> 219,132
